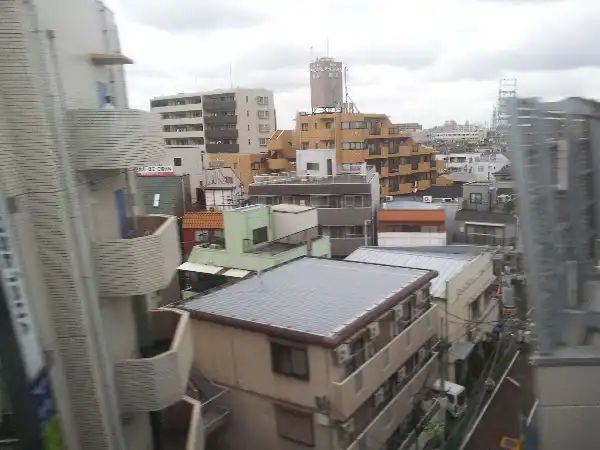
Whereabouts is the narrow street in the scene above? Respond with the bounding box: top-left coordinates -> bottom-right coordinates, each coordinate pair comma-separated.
463,352 -> 534,450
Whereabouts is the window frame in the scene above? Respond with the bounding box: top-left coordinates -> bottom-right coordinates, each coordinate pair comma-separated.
270,340 -> 310,381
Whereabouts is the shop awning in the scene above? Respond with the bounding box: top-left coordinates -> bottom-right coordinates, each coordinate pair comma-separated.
222,268 -> 251,278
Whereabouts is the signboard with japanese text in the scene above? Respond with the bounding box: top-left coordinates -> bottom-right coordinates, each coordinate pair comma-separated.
309,57 -> 343,109
135,165 -> 175,176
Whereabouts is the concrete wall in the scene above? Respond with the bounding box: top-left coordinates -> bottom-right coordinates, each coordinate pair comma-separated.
296,149 -> 336,177
190,320 -> 334,450
378,232 -> 447,247
165,146 -> 206,202
223,205 -> 271,254
235,88 -> 276,154
271,207 -> 318,240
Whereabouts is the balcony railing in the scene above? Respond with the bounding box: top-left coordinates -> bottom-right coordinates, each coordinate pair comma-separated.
203,115 -> 237,125
453,233 -> 516,247
66,109 -> 166,171
396,399 -> 442,450
345,354 -> 439,450
331,304 -> 438,417
242,226 -> 320,255
188,367 -> 232,436
160,396 -> 204,450
115,309 -> 193,413
205,129 -> 238,140
202,99 -> 236,112
94,215 -> 181,297
252,166 -> 377,185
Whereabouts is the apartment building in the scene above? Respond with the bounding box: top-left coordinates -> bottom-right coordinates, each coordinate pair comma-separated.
452,181 -> 518,246
248,149 -> 380,257
267,111 -> 445,197
180,204 -> 331,293
347,246 -> 499,385
182,257 -> 440,450
436,152 -> 509,181
0,1 -> 226,449
150,88 -> 275,193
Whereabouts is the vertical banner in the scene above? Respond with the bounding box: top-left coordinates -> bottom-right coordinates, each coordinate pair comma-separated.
0,196 -> 64,449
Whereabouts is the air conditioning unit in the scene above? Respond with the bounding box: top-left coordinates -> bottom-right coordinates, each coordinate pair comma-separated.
335,344 -> 351,364
397,367 -> 407,382
384,195 -> 394,202
367,322 -> 380,340
374,388 -> 385,407
340,419 -> 355,435
423,195 -> 433,203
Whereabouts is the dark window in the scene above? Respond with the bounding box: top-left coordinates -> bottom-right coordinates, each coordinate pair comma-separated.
275,405 -> 315,446
174,157 -> 182,167
470,193 -> 483,204
252,226 -> 268,244
271,342 -> 309,380
301,122 -> 309,131
306,162 -> 319,171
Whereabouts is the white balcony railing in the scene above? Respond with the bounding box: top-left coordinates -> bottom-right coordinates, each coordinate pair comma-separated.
94,215 -> 181,297
115,309 -> 193,413
332,305 -> 438,417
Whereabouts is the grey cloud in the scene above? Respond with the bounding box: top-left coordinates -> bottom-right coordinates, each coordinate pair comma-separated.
119,0 -> 267,32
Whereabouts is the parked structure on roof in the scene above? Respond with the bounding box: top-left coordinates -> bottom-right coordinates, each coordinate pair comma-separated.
181,257 -> 440,450
346,246 -> 499,386
248,149 -> 380,257
179,204 -> 331,294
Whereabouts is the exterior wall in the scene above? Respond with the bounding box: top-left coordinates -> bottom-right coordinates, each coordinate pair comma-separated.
378,232 -> 447,247
204,187 -> 243,211
34,0 -> 128,108
271,207 -> 318,240
296,149 -> 336,177
190,320 -> 333,450
437,153 -> 509,180
445,253 -> 496,344
223,205 -> 271,254
165,146 -> 206,201
234,88 -> 276,154
207,153 -> 268,193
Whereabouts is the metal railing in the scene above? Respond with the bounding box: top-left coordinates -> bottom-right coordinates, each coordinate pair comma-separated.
252,165 -> 376,185
242,226 -> 320,254
453,233 -> 516,247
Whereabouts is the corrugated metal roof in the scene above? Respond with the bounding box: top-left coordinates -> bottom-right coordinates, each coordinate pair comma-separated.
183,257 -> 432,338
346,247 -> 479,299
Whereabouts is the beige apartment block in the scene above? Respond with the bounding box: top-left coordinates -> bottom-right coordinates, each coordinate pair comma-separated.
181,257 -> 441,450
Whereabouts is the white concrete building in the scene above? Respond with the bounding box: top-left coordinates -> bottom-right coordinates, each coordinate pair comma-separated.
150,88 -> 276,155
0,1 -> 225,449
429,121 -> 486,143
436,152 -> 509,181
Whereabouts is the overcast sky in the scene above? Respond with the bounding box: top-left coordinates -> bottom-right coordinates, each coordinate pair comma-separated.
105,0 -> 600,129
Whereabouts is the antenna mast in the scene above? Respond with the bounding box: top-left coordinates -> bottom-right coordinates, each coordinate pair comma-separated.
343,66 -> 358,113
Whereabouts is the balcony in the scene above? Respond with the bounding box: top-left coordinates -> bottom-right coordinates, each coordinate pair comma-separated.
268,158 -> 289,170
161,397 -> 204,450
202,99 -> 236,112
331,305 -> 438,417
398,164 -> 412,175
204,115 -> 237,125
396,183 -> 413,195
205,129 -> 239,140
417,179 -> 431,190
242,226 -> 321,255
115,309 -> 193,413
205,143 -> 239,153
89,53 -> 133,66
418,162 -> 431,171
94,215 -> 181,297
346,355 -> 439,450
188,368 -> 232,437
66,109 -> 165,171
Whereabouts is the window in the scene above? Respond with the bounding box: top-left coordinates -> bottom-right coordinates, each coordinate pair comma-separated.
152,193 -> 160,208
325,121 -> 332,129
194,230 -> 209,242
247,124 -> 250,131
246,95 -> 249,102
271,341 -> 309,380
246,111 -> 249,117
344,195 -> 363,207
174,157 -> 182,167
274,405 -> 314,446
341,121 -> 367,129
252,226 -> 268,244
259,124 -> 271,133
258,110 -> 270,119
306,162 -> 319,171
259,138 -> 269,146
301,122 -> 309,131
342,142 -> 366,150
301,142 -> 309,150
248,139 -> 251,145
346,225 -> 364,237
257,96 -> 269,105
321,226 -> 344,238
469,193 -> 483,204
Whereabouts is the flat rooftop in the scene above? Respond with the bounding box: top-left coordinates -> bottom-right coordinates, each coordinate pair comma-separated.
382,200 -> 445,211
182,257 -> 436,346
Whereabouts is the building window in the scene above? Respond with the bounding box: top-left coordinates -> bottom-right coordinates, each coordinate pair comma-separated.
246,95 -> 249,102
270,341 -> 309,380
301,142 -> 309,150
274,405 -> 315,446
257,96 -> 269,105
344,195 -> 363,207
248,139 -> 251,145
259,124 -> 271,133
258,110 -> 270,119
174,157 -> 182,167
325,121 -> 332,129
252,226 -> 268,244
346,225 -> 364,237
469,193 -> 483,204
342,121 -> 367,129
342,142 -> 366,150
306,162 -> 319,171
259,138 -> 269,146
194,230 -> 209,242
301,122 -> 309,131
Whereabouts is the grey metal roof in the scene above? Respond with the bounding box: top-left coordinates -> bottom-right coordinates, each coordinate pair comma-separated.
346,247 -> 481,299
183,257 -> 432,339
